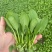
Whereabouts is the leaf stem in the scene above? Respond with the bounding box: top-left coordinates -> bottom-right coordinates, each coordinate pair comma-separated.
21,33 -> 24,44
22,42 -> 27,48
30,35 -> 37,48
17,31 -> 20,43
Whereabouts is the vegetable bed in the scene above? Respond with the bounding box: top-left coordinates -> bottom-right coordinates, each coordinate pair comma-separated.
0,0 -> 52,52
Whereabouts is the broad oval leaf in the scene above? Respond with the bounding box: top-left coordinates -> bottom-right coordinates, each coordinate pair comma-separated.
30,19 -> 38,33
6,11 -> 19,22
28,9 -> 40,21
19,12 -> 29,32
8,16 -> 19,31
34,17 -> 48,35
4,18 -> 14,32
6,11 -> 19,31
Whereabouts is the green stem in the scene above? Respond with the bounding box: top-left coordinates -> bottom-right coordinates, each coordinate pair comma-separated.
4,18 -> 18,47
12,29 -> 18,45
28,29 -> 31,49
22,42 -> 27,48
29,35 -> 30,49
10,27 -> 18,47
21,33 -> 24,44
17,31 -> 20,43
30,35 -> 37,48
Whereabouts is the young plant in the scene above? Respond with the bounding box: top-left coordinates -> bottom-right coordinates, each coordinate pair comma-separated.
5,9 -> 48,52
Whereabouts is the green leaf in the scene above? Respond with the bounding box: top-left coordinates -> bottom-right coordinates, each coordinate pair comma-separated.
38,18 -> 48,33
4,18 -> 14,32
29,9 -> 41,33
8,16 -> 19,31
19,12 -> 29,32
28,9 -> 40,21
30,19 -> 38,33
6,11 -> 19,22
4,18 -> 18,44
34,17 -> 48,35
6,11 -> 19,31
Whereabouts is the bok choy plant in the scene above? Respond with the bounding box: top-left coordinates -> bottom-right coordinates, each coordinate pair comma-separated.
4,9 -> 48,52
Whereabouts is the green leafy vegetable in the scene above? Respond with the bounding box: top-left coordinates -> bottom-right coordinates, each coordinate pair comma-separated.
4,18 -> 18,44
29,9 -> 41,33
5,9 -> 48,52
34,17 -> 48,35
28,9 -> 40,21
30,19 -> 38,33
5,12 -> 20,43
19,12 -> 29,32
6,11 -> 19,32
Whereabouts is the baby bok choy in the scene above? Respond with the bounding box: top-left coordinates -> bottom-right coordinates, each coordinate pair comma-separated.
4,9 -> 48,52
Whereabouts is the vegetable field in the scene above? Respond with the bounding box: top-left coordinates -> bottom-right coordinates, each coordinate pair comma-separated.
0,0 -> 52,52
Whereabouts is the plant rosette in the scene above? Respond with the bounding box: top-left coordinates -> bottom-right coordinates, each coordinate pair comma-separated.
5,9 -> 48,52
